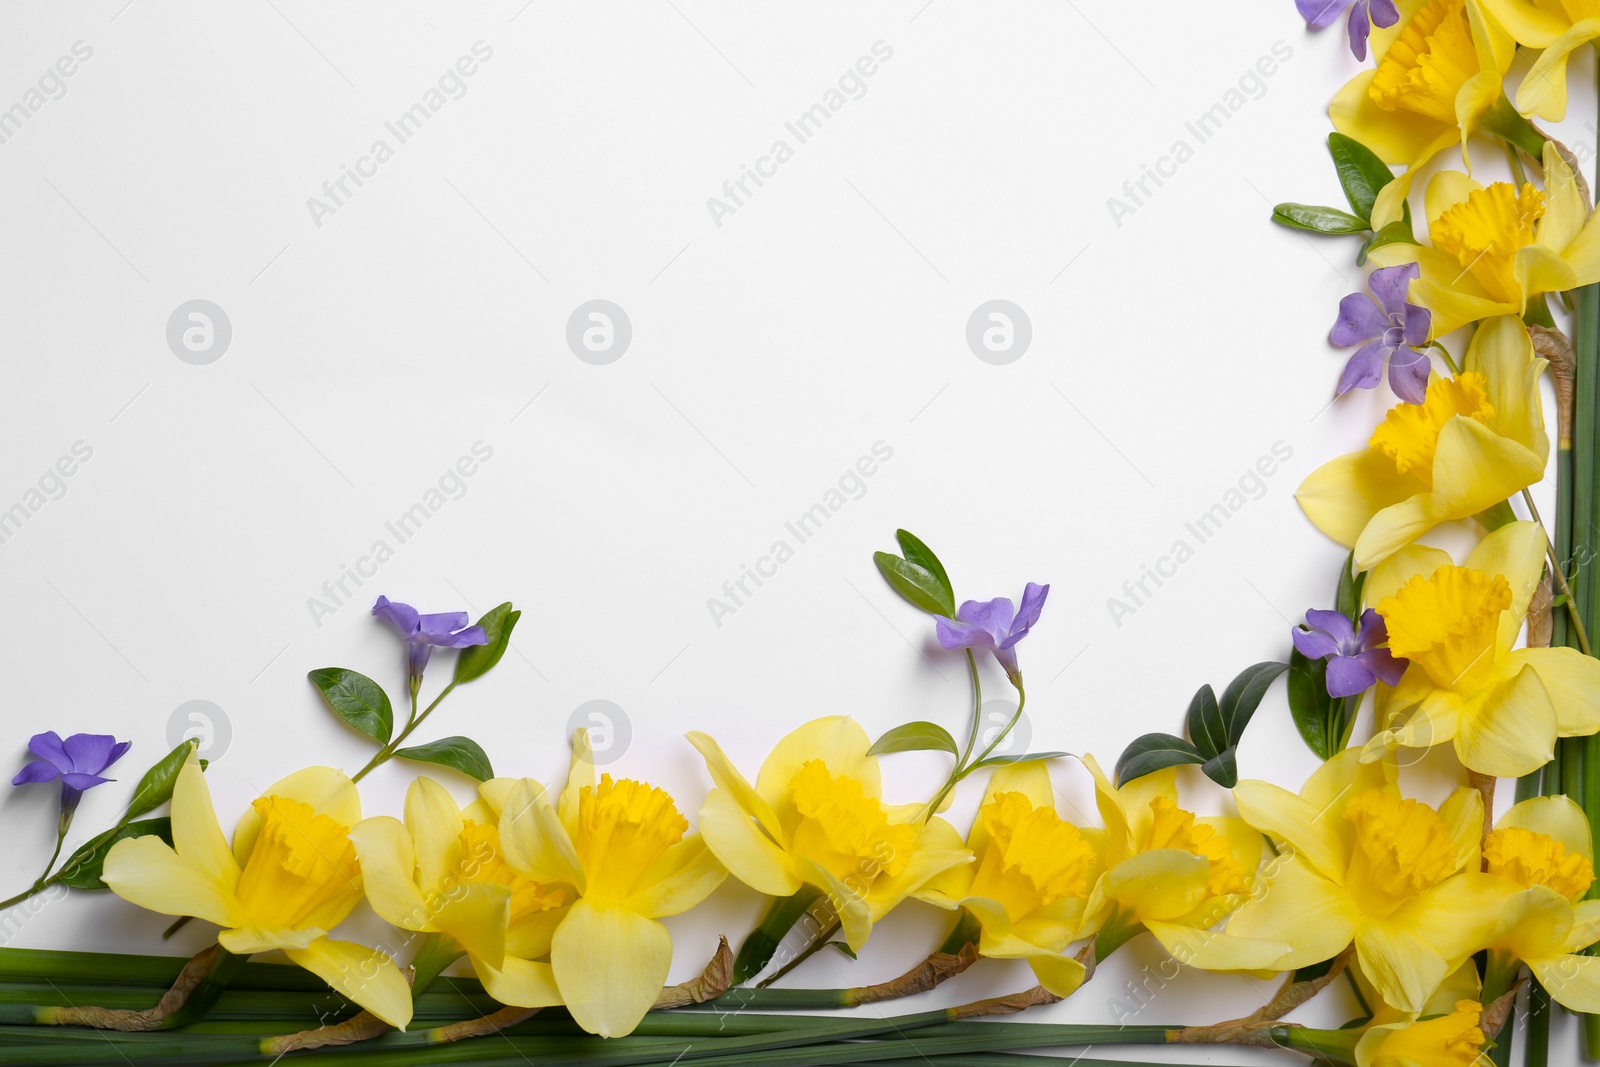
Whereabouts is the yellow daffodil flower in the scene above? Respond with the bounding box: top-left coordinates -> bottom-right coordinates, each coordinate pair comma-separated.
1226,749 -> 1508,1013
688,716 -> 972,954
1331,0 -> 1517,229
1369,144 -> 1600,334
349,775 -> 568,1009
1297,315 -> 1548,570
1355,999 -> 1491,1066
1361,521 -> 1600,776
1479,795 -> 1600,1010
1077,755 -> 1284,969
496,730 -> 726,1038
1478,0 -> 1600,120
914,760 -> 1100,997
101,754 -> 412,1028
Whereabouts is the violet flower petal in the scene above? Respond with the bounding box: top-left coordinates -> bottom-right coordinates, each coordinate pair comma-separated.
1368,264 -> 1419,316
1368,0 -> 1399,26
27,731 -> 68,767
1355,647 -> 1408,687
1388,347 -> 1431,404
936,616 -> 995,651
957,598 -> 1017,643
1337,339 -> 1390,396
12,760 -> 62,786
1331,293 -> 1388,347
1326,655 -> 1378,698
1402,304 -> 1432,348
1293,627 -> 1342,660
59,772 -> 112,792
1354,608 -> 1389,648
1001,583 -> 1050,649
372,596 -> 420,636
1305,609 -> 1358,643
416,611 -> 472,639
62,733 -> 123,775
1297,0 -> 1351,28
1347,2 -> 1372,61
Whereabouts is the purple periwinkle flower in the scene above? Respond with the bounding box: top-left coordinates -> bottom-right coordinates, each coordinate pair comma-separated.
13,731 -> 131,816
372,595 -> 488,685
1331,263 -> 1432,405
936,583 -> 1048,684
1292,608 -> 1406,699
1296,0 -> 1399,61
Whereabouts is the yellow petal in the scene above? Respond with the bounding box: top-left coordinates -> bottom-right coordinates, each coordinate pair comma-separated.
508,906 -> 566,960
1354,494 -> 1440,571
551,899 -> 669,1037
233,766 -> 360,867
471,953 -> 564,1009
1562,899 -> 1600,953
1518,245 -> 1579,303
1475,0 -> 1569,46
1412,276 -> 1518,337
1302,747 -> 1396,814
1539,141 -> 1587,252
1500,795 -> 1594,863
696,787 -> 799,898
1233,780 -> 1347,884
1224,852 -> 1359,967
220,924 -> 324,954
1367,686 -> 1465,762
101,834 -> 239,928
1355,917 -> 1452,1014
1101,851 -> 1210,923
1530,954 -> 1600,1012
1115,767 -> 1179,849
1024,951 -> 1089,998
1518,19 -> 1600,121
165,752 -> 242,893
799,857 -> 873,952
626,834 -> 727,918
406,776 -> 465,897
1561,203 -> 1600,287
1510,647 -> 1600,736
1439,787 -> 1485,872
1429,415 -> 1547,518
347,815 -> 433,933
433,882 -> 511,972
498,779 -> 585,891
1426,169 -> 1482,224
1399,872 -> 1528,962
1080,754 -> 1134,855
865,845 -> 975,923
284,938 -> 413,1030
686,731 -> 786,842
559,729 -> 597,842
756,717 -> 877,816
1366,544 -> 1456,610
1145,919 -> 1295,972
1495,884 -> 1574,960
1455,663 -> 1558,776
1298,450 -> 1421,552
1464,520 -> 1547,650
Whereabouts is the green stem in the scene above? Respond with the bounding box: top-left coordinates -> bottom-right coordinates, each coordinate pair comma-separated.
406,934 -> 464,997
935,909 -> 982,957
757,918 -> 841,988
0,817 -> 73,912
732,886 -> 824,986
1430,340 -> 1462,376
963,681 -> 1026,772
1521,488 -> 1592,656
352,681 -> 456,783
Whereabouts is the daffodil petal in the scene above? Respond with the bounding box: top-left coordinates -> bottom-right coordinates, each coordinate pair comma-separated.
559,729 -> 597,842
220,924 -> 324,954
1365,544 -> 1455,610
550,899 -> 669,1038
1355,918 -> 1451,1014
498,779 -> 585,891
1398,872 -> 1523,962
406,776 -> 465,897
284,938 -> 413,1030
1476,0 -> 1568,46
1464,520 -> 1546,650
1299,450 -> 1420,553
800,857 -> 873,952
471,953 -> 564,1009
1430,417 -> 1547,520
348,816 -> 433,933
1510,647 -> 1600,736
1455,663 -> 1558,776
1562,900 -> 1600,953
433,882 -> 511,972
697,787 -> 800,898
1517,19 -> 1600,122
476,777 -> 519,817
1101,850 -> 1209,923
1465,316 -> 1547,456
1500,794 -> 1594,863
627,833 -> 727,918
1539,141 -> 1587,252
1439,787 -> 1486,873
1145,920 -> 1295,972
1233,781 -> 1345,884
866,846 -> 974,923
1025,951 -> 1089,999
233,766 -> 360,867
756,717 -> 877,817
1530,953 -> 1600,1013
167,753 -> 241,891
101,834 -> 239,928
1223,852 -> 1358,968
686,730 -> 786,841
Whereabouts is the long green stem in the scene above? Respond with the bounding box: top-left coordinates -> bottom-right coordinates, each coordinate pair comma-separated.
352,681 -> 456,783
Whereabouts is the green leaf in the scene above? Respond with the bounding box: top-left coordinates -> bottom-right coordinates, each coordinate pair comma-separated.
308,668 -> 393,744
894,530 -> 955,614
54,819 -> 172,891
1335,551 -> 1367,620
1271,203 -> 1369,235
1286,647 -> 1334,762
1327,133 -> 1395,221
455,602 -> 521,686
1115,733 -> 1204,786
873,552 -> 954,617
969,751 -> 1073,771
1201,747 -> 1239,789
124,739 -> 199,820
868,721 -> 959,757
1185,684 -> 1224,760
394,736 -> 493,781
1218,661 -> 1290,747
1360,218 -> 1417,265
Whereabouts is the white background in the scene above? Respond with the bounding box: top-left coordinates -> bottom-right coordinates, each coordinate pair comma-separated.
0,2 -> 1588,1063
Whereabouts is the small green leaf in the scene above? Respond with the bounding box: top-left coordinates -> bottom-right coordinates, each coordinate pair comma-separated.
969,751 -> 1072,771
873,552 -> 954,617
1327,133 -> 1395,222
124,739 -> 199,820
868,721 -> 959,757
1271,203 -> 1369,235
54,819 -> 172,891
308,668 -> 394,744
394,736 -> 493,781
1335,551 -> 1367,620
455,602 -> 521,685
1360,218 -> 1417,265
1201,747 -> 1239,789
1286,647 -> 1334,762
1116,733 -> 1204,786
828,942 -> 858,960
1218,662 -> 1290,747
1553,593 -> 1572,607
894,530 -> 955,614
1185,684 -> 1224,760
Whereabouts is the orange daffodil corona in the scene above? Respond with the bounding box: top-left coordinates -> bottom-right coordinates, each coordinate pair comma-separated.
100,754 -> 413,1028
1297,314 -> 1548,570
